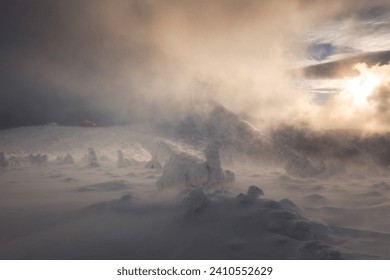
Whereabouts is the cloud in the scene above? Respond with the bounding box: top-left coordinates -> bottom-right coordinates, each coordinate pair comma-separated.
302,50 -> 390,78
305,63 -> 390,132
1,0 -> 390,128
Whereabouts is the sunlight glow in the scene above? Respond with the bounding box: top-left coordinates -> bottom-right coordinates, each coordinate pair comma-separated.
340,63 -> 383,107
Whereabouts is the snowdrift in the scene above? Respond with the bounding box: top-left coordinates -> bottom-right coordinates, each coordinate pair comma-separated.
1,106 -> 390,259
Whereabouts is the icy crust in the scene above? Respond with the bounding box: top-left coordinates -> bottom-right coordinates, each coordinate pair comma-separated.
156,142 -> 235,190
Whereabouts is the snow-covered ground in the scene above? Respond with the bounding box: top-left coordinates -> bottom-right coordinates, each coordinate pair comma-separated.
1,111 -> 390,259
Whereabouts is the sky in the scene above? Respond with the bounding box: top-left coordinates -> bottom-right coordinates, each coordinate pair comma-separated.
1,0 -> 390,129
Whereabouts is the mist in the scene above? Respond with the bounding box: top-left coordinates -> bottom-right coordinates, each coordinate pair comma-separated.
2,0 -> 390,261
0,0 -> 375,128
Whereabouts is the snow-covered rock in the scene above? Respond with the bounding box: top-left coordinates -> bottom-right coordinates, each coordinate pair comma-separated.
181,187 -> 209,213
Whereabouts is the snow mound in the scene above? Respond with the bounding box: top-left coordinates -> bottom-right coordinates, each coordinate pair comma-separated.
258,202 -> 331,243
237,185 -> 264,204
247,185 -> 264,198
156,153 -> 208,189
180,187 -> 209,213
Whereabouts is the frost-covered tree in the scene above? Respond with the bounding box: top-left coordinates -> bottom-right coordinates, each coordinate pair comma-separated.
0,152 -> 8,167
88,148 -> 99,167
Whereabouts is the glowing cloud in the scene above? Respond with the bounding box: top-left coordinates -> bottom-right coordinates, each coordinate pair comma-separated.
340,63 -> 383,107
308,63 -> 390,132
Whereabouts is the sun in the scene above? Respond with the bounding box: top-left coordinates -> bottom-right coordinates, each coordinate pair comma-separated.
340,63 -> 383,107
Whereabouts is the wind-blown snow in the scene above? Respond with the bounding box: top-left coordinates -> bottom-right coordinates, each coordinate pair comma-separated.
1,109 -> 390,259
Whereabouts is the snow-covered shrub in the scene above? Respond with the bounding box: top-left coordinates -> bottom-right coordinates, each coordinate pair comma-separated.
224,170 -> 235,183
63,154 -> 74,164
0,152 -> 8,167
236,185 -> 264,203
7,156 -> 20,166
205,141 -> 235,188
87,148 -> 99,167
28,153 -> 48,165
117,150 -> 131,168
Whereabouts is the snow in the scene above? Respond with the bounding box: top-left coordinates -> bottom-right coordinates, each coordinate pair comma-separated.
0,120 -> 390,259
